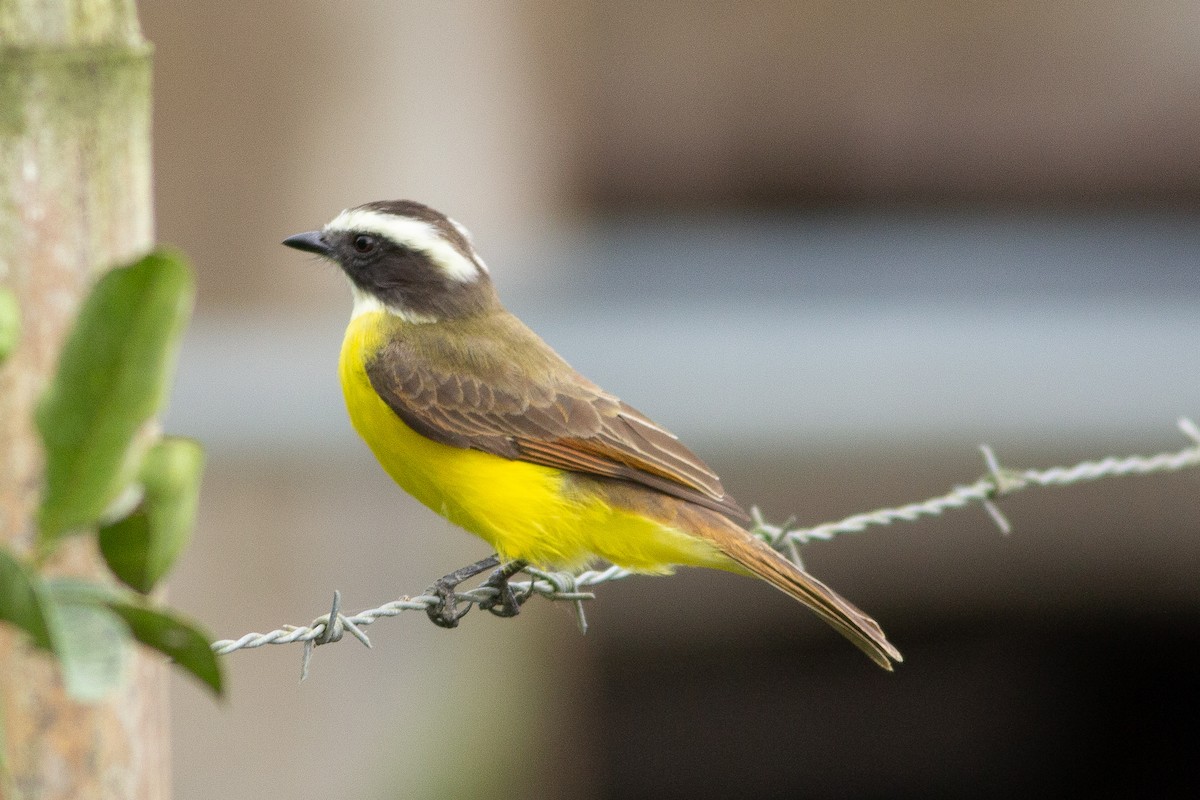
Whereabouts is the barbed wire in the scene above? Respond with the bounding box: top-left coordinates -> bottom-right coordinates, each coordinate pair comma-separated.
211,418 -> 1200,678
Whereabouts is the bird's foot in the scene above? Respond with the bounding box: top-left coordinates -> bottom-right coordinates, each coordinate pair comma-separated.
477,560 -> 530,618
423,554 -> 502,629
424,579 -> 471,628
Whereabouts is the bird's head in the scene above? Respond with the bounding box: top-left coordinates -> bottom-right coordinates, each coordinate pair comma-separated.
283,200 -> 497,323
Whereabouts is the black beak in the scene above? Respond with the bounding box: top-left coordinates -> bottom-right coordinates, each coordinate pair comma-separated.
282,230 -> 333,257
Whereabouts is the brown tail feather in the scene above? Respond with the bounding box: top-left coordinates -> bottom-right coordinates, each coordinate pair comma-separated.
704,518 -> 902,670
585,477 -> 901,669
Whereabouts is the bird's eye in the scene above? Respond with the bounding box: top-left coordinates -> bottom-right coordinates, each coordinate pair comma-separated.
352,235 -> 377,254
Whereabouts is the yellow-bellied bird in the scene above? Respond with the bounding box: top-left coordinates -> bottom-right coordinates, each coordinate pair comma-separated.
283,200 -> 900,669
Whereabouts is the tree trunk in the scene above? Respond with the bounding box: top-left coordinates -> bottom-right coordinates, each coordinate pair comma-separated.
0,2 -> 166,798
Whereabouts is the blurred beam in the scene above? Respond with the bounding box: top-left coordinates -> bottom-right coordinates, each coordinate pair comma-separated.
0,3 -> 169,798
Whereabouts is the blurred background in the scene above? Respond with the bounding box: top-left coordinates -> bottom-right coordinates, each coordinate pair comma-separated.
140,2 -> 1200,797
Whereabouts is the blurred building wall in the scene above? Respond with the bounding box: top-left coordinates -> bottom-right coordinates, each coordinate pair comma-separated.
147,2 -> 1200,313
568,1 -> 1200,207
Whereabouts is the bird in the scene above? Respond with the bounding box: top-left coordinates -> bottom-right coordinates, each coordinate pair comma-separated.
282,200 -> 901,669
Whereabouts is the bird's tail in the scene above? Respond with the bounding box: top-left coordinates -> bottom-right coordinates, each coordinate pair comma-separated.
703,516 -> 902,670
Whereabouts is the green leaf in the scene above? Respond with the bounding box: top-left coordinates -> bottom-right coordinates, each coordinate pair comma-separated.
105,601 -> 223,697
97,513 -> 153,589
42,580 -> 132,702
36,250 -> 194,546
99,437 -> 205,593
0,286 -> 19,363
43,580 -> 223,699
0,549 -> 55,651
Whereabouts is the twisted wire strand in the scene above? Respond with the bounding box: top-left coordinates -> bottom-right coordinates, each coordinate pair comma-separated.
211,419 -> 1200,665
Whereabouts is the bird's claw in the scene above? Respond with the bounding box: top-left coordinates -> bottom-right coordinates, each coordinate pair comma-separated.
422,556 -> 528,626
478,578 -> 521,618
425,580 -> 471,628
478,563 -> 530,618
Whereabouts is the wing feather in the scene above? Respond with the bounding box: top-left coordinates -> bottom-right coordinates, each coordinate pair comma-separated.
365,317 -> 748,521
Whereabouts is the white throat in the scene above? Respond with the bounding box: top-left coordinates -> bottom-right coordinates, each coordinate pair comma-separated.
349,284 -> 437,325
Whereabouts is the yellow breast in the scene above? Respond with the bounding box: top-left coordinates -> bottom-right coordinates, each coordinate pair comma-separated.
338,310 -> 728,572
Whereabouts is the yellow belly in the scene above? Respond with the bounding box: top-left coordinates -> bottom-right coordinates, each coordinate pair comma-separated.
339,311 -> 728,572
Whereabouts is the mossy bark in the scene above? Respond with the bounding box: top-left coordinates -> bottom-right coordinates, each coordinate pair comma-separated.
0,2 -> 167,798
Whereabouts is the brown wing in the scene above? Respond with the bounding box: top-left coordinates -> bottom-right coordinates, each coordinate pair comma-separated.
365,314 -> 748,522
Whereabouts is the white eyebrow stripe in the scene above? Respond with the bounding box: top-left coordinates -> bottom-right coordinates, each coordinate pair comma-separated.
325,208 -> 482,283
447,216 -> 490,274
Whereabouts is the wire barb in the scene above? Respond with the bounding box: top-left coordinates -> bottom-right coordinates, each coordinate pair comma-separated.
211,421 -> 1200,660
978,444 -> 1015,534
298,590 -> 373,680
1179,416 -> 1200,445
